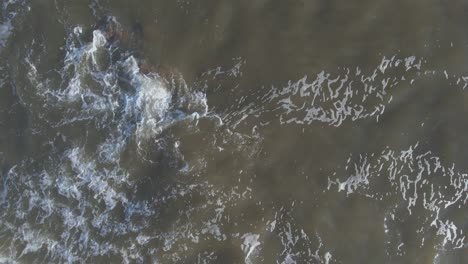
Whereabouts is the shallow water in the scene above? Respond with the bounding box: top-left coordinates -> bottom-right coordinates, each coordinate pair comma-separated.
0,0 -> 467,263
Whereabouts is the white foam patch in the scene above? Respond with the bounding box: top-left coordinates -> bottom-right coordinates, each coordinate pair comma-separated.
241,233 -> 261,263
122,56 -> 172,140
0,21 -> 12,48
0,0 -> 29,50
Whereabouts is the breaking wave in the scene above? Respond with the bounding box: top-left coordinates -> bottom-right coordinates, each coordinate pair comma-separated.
0,18 -> 260,262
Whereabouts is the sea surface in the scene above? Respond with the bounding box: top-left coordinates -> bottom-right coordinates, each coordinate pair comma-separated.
0,0 -> 467,263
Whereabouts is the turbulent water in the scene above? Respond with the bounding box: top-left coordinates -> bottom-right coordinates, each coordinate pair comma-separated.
0,0 -> 467,263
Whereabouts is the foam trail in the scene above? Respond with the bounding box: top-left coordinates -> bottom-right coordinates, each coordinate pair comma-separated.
328,143 -> 467,254
219,54 -> 468,131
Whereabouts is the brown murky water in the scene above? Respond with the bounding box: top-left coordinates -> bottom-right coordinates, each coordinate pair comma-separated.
0,0 -> 467,263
